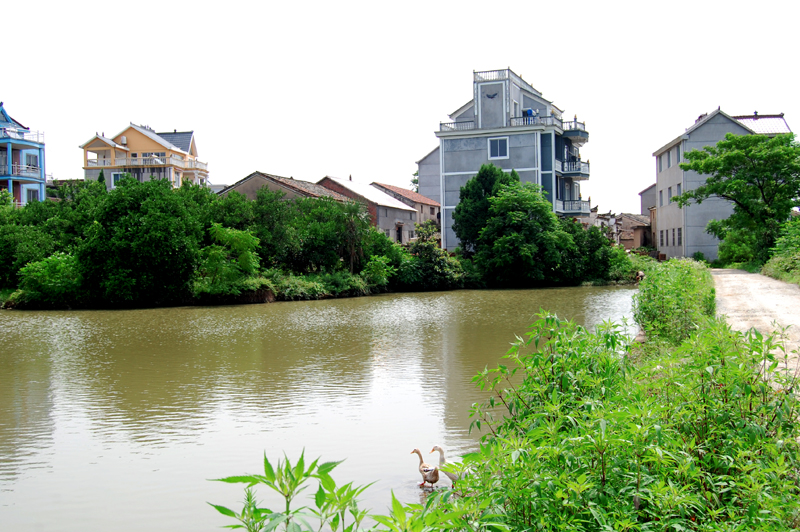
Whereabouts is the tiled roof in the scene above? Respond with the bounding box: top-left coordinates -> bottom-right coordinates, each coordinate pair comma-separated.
733,113 -> 792,135
619,213 -> 650,225
220,171 -> 349,201
267,173 -> 349,201
157,131 -> 194,153
371,182 -> 440,206
319,177 -> 416,211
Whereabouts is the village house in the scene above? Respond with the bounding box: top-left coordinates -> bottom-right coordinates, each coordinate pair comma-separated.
617,213 -> 651,250
370,182 -> 440,228
417,68 -> 590,249
219,171 -> 348,201
80,123 -> 209,189
653,109 -> 791,260
1,102 -> 48,206
318,176 -> 418,244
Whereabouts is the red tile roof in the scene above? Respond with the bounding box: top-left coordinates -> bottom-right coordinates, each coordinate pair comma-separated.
371,182 -> 440,207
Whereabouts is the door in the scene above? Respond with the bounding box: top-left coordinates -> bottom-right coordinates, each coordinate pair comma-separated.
396,226 -> 403,244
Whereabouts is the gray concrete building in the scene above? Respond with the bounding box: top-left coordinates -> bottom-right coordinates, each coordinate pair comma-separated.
653,110 -> 791,261
417,68 -> 590,250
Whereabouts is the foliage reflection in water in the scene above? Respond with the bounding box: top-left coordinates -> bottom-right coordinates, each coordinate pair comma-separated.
0,286 -> 635,531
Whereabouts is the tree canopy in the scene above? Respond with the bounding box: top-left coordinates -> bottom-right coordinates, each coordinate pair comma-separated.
452,164 -> 519,255
677,132 -> 800,262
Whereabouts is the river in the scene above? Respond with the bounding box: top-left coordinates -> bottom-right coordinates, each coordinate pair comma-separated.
0,286 -> 635,531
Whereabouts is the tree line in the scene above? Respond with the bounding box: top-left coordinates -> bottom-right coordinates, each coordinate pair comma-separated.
0,170 -> 639,309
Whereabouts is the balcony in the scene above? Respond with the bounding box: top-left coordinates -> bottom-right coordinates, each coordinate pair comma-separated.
562,118 -> 589,145
0,128 -> 45,144
86,155 -> 207,170
561,160 -> 590,180
439,121 -> 475,132
0,161 -> 43,179
555,200 -> 590,215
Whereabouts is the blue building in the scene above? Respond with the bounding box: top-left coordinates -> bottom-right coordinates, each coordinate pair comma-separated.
417,69 -> 590,250
1,102 -> 47,206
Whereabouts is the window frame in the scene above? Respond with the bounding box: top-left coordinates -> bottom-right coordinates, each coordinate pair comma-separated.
111,172 -> 125,188
488,137 -> 509,160
677,227 -> 682,246
660,230 -> 664,247
659,190 -> 663,206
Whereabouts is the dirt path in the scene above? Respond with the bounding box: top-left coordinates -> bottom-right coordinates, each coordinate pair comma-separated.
712,269 -> 800,375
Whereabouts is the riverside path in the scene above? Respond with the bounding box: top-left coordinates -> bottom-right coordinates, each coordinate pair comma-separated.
712,268 -> 800,376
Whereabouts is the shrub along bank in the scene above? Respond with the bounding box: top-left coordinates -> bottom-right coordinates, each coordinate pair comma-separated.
210,259 -> 800,531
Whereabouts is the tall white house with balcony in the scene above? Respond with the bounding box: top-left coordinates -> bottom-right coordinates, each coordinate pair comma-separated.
417,68 -> 590,250
80,123 -> 209,188
1,102 -> 48,206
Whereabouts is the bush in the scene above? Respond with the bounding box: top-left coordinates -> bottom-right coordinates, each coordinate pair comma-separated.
359,255 -> 395,288
77,178 -> 201,306
10,252 -> 81,308
393,220 -> 464,291
632,258 -> 715,344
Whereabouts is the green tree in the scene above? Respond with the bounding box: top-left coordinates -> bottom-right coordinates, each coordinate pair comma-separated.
77,178 -> 202,306
452,164 -> 519,255
410,170 -> 419,193
677,132 -> 800,263
395,220 -> 463,291
98,169 -> 105,183
474,182 -> 574,287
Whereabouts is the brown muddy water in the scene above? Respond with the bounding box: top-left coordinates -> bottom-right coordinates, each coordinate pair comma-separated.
0,286 -> 636,531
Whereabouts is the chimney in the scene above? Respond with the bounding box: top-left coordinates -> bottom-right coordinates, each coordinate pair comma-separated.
349,174 -> 352,181
754,111 -> 759,119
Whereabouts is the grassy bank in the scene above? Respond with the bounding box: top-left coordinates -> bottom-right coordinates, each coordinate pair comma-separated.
210,259 -> 800,531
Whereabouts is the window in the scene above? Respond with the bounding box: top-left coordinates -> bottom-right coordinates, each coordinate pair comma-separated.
488,137 -> 509,159
383,208 -> 388,217
408,230 -> 415,239
409,212 -> 415,220
677,228 -> 682,246
676,145 -> 681,162
111,172 -> 125,188
677,183 -> 682,196
430,207 -> 435,215
25,153 -> 38,167
658,155 -> 663,172
667,150 -> 672,168
659,190 -> 663,206
513,101 -> 519,117
660,230 -> 664,247
385,229 -> 391,237
672,229 -> 676,246
668,187 -> 673,202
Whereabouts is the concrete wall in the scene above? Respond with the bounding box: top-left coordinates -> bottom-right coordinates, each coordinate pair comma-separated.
655,113 -> 749,260
639,185 -> 656,215
478,82 -> 505,129
417,147 -> 441,205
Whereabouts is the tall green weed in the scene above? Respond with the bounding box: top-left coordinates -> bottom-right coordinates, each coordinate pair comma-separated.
633,258 -> 715,344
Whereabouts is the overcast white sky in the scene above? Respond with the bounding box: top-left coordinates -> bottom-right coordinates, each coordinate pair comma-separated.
5,0 -> 799,214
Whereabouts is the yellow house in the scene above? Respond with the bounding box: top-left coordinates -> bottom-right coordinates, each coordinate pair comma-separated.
80,123 -> 209,188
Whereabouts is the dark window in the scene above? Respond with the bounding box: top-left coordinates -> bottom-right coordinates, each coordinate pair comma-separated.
430,207 -> 434,215
660,230 -> 664,247
658,155 -> 662,172
673,229 -> 676,246
667,150 -> 671,168
678,228 -> 682,246
489,138 -> 508,159
668,187 -> 672,202
677,183 -> 682,196
659,190 -> 663,206
677,144 -> 681,162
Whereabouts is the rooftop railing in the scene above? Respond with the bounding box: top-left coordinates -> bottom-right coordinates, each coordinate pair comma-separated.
509,115 -> 563,128
0,128 -> 45,143
473,69 -> 542,97
562,119 -> 587,132
439,121 -> 476,132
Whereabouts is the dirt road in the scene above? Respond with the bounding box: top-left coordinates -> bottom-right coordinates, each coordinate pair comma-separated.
712,268 -> 800,375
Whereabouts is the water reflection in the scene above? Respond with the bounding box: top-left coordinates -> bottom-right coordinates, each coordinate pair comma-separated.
0,286 -> 635,531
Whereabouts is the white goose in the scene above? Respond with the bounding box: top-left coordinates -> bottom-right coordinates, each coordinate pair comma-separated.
430,445 -> 458,485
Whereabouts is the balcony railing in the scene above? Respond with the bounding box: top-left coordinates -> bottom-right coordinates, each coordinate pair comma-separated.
86,155 -> 207,169
562,119 -> 587,132
555,200 -> 590,214
509,115 -> 563,128
474,69 -> 542,97
563,161 -> 590,174
0,162 -> 43,178
0,128 -> 45,143
439,121 -> 476,132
